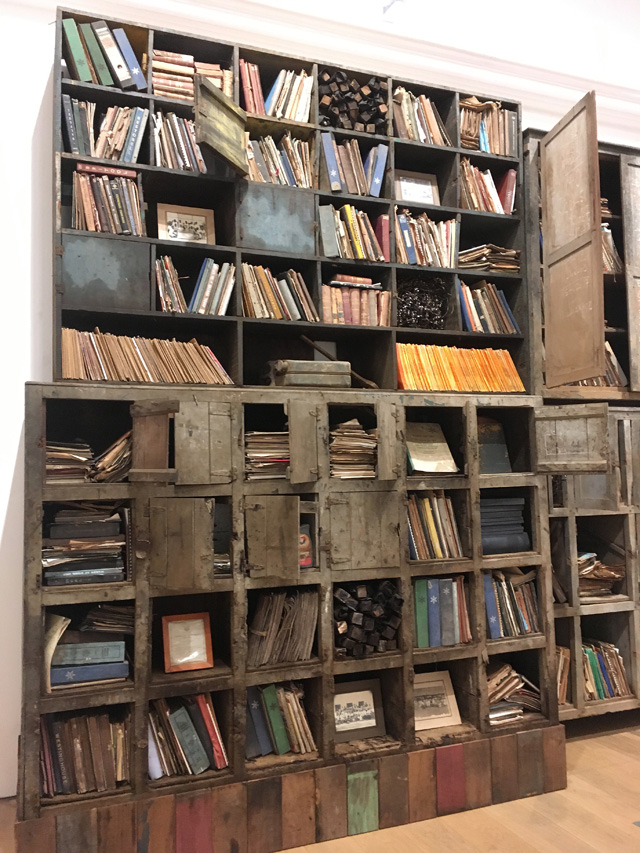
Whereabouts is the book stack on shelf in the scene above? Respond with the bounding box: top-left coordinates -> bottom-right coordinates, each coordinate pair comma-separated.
72,164 -> 145,236
151,112 -> 207,172
582,640 -> 632,702
246,683 -> 316,759
414,577 -> 471,649
151,49 -> 232,101
62,16 -> 146,91
480,495 -> 530,555
240,60 -> 313,122
62,98 -> 148,164
247,590 -> 318,667
395,210 -> 456,268
242,264 -> 317,320
320,133 -> 388,197
244,430 -> 290,479
459,281 -> 521,335
483,569 -> 540,639
556,646 -> 571,705
329,419 -> 377,478
392,87 -> 451,145
577,552 -> 625,599
156,257 -> 235,316
319,204 -> 387,261
487,662 -> 541,726
459,96 -> 518,155
460,158 -> 516,215
407,491 -> 463,560
321,279 -> 390,327
396,344 -> 525,393
246,133 -> 314,187
458,244 -> 520,272
333,581 -> 403,658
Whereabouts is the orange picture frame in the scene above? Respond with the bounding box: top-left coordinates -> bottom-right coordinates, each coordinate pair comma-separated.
161,612 -> 214,673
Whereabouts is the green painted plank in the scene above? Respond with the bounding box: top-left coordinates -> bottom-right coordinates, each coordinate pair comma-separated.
347,767 -> 379,836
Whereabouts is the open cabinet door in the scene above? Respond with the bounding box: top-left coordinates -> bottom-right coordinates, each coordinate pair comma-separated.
622,155 -> 640,391
540,91 -> 604,387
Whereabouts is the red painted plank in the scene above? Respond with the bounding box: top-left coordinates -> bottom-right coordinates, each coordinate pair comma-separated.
378,753 -> 408,828
176,791 -> 213,853
435,743 -> 465,815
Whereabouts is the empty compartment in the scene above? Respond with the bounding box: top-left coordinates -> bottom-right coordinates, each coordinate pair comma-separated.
477,407 -> 532,473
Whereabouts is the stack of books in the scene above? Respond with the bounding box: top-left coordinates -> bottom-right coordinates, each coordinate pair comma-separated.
151,49 -> 232,101
79,603 -> 135,633
247,590 -> 318,667
405,422 -> 458,474
556,646 -> 571,705
78,103 -> 148,162
460,159 -> 516,215
320,133 -> 388,197
459,96 -> 518,156
481,496 -> 530,555
396,343 -> 525,393
151,112 -> 207,172
61,328 -> 233,385
244,431 -> 290,479
459,281 -> 520,334
155,257 -> 236,317
40,708 -> 129,797
240,61 -> 313,123
602,224 -> 624,274
487,662 -> 541,726
391,87 -> 451,145
319,204 -> 387,261
246,133 -> 314,188
414,577 -> 471,648
62,17 -> 146,91
395,209 -> 457,268
334,581 -> 403,658
46,440 -> 93,481
42,503 -> 128,587
577,552 -> 625,598
407,491 -> 463,560
148,694 -> 228,779
569,341 -> 628,387
483,569 -> 540,639
241,264 -> 317,321
582,639 -> 632,701
320,280 -> 390,327
458,244 -> 520,273
246,683 -> 316,759
90,431 -> 132,482
329,419 -> 377,478
72,164 -> 145,236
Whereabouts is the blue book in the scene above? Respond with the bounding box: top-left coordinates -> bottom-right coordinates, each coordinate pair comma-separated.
188,259 -> 212,312
246,686 -> 273,756
439,579 -> 455,646
264,70 -> 286,115
483,573 -> 502,640
320,133 -> 343,192
122,107 -> 144,163
596,651 -> 614,698
458,282 -> 473,331
497,289 -> 521,334
369,144 -> 388,198
479,120 -> 489,153
277,147 -> 297,186
427,579 -> 441,647
397,213 -> 417,264
112,28 -> 147,91
50,660 -> 129,685
52,640 -> 125,667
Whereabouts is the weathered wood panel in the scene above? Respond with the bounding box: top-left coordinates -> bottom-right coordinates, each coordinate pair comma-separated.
543,725 -> 567,792
149,497 -> 215,590
407,748 -> 436,822
329,491 -> 401,570
245,495 -> 299,580
246,777 -> 282,853
175,791 -> 213,853
435,744 -> 465,815
622,155 -> 640,391
96,802 -> 136,853
315,764 -> 348,842
347,760 -> 379,836
490,733 -> 518,804
378,753 -> 408,829
287,400 -> 319,484
56,809 -> 97,853
15,814 -> 55,853
175,402 -> 234,485
464,738 -> 492,810
534,404 -> 608,472
136,795 -> 176,853
194,74 -> 248,175
377,401 -> 398,481
517,729 -> 544,798
281,770 -> 316,849
211,783 -> 248,853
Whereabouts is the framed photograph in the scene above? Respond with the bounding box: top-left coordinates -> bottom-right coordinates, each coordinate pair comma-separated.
162,612 -> 214,673
394,170 -> 440,206
414,671 -> 461,731
333,678 -> 386,742
157,203 -> 215,244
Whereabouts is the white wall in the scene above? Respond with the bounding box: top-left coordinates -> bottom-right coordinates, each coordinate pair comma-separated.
0,0 -> 638,799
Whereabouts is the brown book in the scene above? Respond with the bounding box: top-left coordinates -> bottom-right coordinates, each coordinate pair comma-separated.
86,715 -> 108,791
338,145 -> 358,194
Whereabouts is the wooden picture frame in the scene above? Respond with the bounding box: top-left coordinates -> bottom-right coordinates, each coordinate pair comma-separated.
162,612 -> 214,673
414,670 -> 461,730
332,678 -> 385,742
394,170 -> 440,206
157,203 -> 215,244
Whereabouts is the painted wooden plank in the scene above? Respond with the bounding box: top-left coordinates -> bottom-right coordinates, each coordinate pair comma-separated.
97,802 -> 135,853
347,760 -> 379,836
315,764 -> 348,842
543,725 -> 567,792
435,743 -> 465,815
15,815 -> 55,853
176,791 -> 213,853
194,74 -> 248,175
132,412 -> 170,471
377,401 -> 398,480
534,404 -> 608,472
149,499 -> 168,582
211,782 -> 248,853
517,729 -> 544,798
407,748 -> 436,822
464,738 -> 492,810
281,770 -> 316,849
288,400 -> 319,484
136,795 -> 176,853
247,777 -> 282,853
378,753 -> 408,829
56,809 -> 97,853
491,733 -> 518,804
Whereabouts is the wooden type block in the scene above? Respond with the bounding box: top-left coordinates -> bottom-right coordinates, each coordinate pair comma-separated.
176,791 -> 213,853
435,744 -> 465,815
247,778 -> 282,853
212,783 -> 248,853
97,802 -> 135,853
407,748 -> 436,822
136,795 -> 176,853
281,770 -> 316,849
464,739 -> 492,810
315,764 -> 347,842
347,760 -> 379,836
491,733 -> 518,804
15,815 -> 55,853
517,729 -> 544,798
543,725 -> 567,792
56,810 -> 97,853
378,753 -> 408,828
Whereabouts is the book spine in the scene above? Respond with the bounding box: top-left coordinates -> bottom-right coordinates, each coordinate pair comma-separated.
62,94 -> 79,154
112,28 -> 146,91
321,132 -> 343,192
414,578 -> 430,648
260,684 -> 291,755
50,660 -> 129,685
62,18 -> 93,83
169,707 -> 209,774
91,21 -> 135,90
51,641 -> 125,667
427,578 -> 441,647
369,144 -> 388,198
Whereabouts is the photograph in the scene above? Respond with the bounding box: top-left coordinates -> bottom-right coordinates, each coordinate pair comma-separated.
157,203 -> 215,244
394,170 -> 440,206
414,670 -> 461,730
332,678 -> 386,742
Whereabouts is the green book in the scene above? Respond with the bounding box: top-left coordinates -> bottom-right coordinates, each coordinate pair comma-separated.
586,649 -> 605,700
78,22 -> 114,86
414,578 -> 430,648
62,18 -> 93,83
168,706 -> 210,774
259,684 -> 290,755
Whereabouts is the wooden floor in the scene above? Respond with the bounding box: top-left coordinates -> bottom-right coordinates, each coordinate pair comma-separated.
2,723 -> 640,852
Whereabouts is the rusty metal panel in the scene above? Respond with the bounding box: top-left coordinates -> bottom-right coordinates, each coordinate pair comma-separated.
288,400 -> 319,484
534,404 -> 608,472
237,182 -> 315,253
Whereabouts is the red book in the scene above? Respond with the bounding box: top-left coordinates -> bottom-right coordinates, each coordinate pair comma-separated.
239,58 -> 255,113
248,62 -> 265,115
333,274 -> 372,284
76,162 -> 137,179
194,694 -> 227,770
321,284 -> 332,322
340,287 -> 352,324
496,168 -> 517,214
349,289 -> 360,325
374,214 -> 390,262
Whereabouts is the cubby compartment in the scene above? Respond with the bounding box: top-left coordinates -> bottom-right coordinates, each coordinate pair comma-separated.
333,669 -> 405,756
413,573 -> 474,650
320,263 -> 393,327
318,66 -> 390,137
550,518 -> 572,606
243,401 -> 319,484
393,144 -> 457,209
394,205 -> 457,269
153,245 -> 238,316
460,154 -> 521,216
477,407 -> 532,474
318,134 -> 392,199
599,153 -> 623,219
245,676 -> 322,769
246,586 -> 319,670
245,126 -> 317,190
404,404 -> 466,477
151,31 -> 234,90
407,489 -> 471,562
40,703 -> 132,801
327,401 -> 399,481
580,611 -> 636,703
391,79 -> 457,149
239,48 -> 314,123
480,487 -> 536,557
395,272 -> 459,331
240,252 -> 318,322
244,494 -> 319,581
576,515 -> 629,602
151,592 -> 232,682
458,278 -> 522,336
333,578 -> 404,660
150,100 -> 233,178
413,659 -> 479,742
549,475 -> 569,510
148,687 -> 232,784
483,566 -> 542,643
554,618 -> 575,709
484,648 -> 546,729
